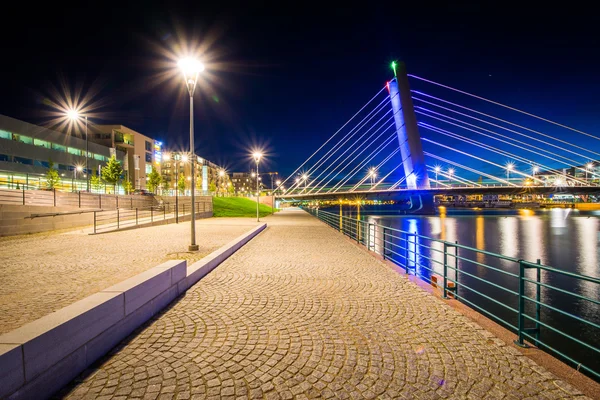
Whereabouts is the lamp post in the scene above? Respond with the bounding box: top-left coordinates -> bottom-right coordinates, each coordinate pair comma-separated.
302,174 -> 308,193
74,165 -> 83,192
369,168 -> 377,188
253,152 -> 262,222
506,162 -> 515,184
586,162 -> 593,184
178,56 -> 204,251
434,166 -> 441,188
67,110 -> 89,191
219,169 -> 225,197
448,168 -> 455,187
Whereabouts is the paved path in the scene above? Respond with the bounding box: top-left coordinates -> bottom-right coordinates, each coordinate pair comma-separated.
0,218 -> 260,334
58,210 -> 589,399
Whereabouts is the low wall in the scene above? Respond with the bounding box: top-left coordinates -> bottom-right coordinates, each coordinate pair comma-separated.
0,223 -> 266,400
0,205 -> 95,236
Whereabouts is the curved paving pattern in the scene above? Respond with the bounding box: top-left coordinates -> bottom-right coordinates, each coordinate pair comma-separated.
59,210 -> 589,399
0,218 -> 259,334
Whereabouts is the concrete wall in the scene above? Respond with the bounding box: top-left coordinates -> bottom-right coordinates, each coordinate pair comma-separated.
0,205 -> 95,236
0,223 -> 266,399
0,188 -> 156,209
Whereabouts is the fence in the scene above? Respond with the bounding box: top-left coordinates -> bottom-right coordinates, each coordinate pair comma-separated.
0,187 -> 155,210
304,207 -> 600,381
93,198 -> 212,233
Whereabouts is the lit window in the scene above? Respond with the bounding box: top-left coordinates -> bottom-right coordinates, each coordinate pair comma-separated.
33,139 -> 51,149
13,134 -> 33,145
52,143 -> 67,152
145,152 -> 152,163
94,153 -> 104,161
68,147 -> 81,156
0,130 -> 10,140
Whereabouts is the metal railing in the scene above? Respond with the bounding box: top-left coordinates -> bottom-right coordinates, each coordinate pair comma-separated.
93,201 -> 211,233
304,207 -> 600,380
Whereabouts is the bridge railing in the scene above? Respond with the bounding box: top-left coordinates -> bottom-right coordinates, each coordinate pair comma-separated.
303,207 -> 600,381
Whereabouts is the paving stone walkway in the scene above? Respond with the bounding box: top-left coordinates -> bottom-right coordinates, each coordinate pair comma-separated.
0,218 -> 259,334
58,209 -> 589,399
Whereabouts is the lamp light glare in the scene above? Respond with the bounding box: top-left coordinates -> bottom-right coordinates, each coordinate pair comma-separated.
178,57 -> 205,75
67,109 -> 80,120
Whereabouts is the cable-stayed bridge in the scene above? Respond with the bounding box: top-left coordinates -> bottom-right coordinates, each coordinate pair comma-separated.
276,62 -> 600,213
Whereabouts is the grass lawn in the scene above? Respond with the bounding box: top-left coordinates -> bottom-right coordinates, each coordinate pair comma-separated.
213,196 -> 276,218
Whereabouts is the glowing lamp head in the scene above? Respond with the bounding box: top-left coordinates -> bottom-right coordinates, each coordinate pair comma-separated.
295,177 -> 300,183
506,162 -> 515,171
302,174 -> 308,180
276,180 -> 281,185
587,163 -> 594,169
532,166 -> 539,173
219,170 -> 225,177
76,165 -> 83,172
252,152 -> 262,163
163,154 -> 171,161
178,57 -> 204,76
181,155 -> 189,162
448,168 -> 455,175
434,166 -> 441,173
66,109 -> 80,121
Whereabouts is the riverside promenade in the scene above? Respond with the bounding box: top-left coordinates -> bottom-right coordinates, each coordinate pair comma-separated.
58,209 -> 591,399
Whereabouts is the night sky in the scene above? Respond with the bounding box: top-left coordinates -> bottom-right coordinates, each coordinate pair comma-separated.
2,3 -> 600,179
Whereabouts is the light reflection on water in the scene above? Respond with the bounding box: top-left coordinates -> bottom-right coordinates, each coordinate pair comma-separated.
334,207 -> 600,378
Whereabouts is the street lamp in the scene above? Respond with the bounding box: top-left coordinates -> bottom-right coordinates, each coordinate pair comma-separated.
586,162 -> 594,183
67,110 -> 89,192
368,168 -> 377,188
448,168 -> 455,187
505,162 -> 515,184
74,165 -> 83,192
434,166 -> 441,188
302,174 -> 308,193
178,56 -> 205,251
253,152 -> 262,222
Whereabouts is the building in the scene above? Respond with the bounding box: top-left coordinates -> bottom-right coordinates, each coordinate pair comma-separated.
90,125 -> 162,190
534,162 -> 599,186
231,172 -> 255,196
160,151 -> 229,195
0,114 -> 125,191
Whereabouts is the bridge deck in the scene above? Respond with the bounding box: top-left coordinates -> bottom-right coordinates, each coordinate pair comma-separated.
59,209 -> 589,399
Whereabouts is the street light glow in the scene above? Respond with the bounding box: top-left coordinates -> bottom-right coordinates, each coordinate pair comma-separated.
587,162 -> 594,170
448,168 -> 455,175
506,162 -> 515,171
219,170 -> 225,177
532,166 -> 539,173
252,152 -> 262,163
181,154 -> 189,162
177,57 -> 205,76
434,166 -> 441,173
302,174 -> 308,180
163,154 -> 171,161
66,109 -> 80,120
276,180 -> 281,186
76,165 -> 83,172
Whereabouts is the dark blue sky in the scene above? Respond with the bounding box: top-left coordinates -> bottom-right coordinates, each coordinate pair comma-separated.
2,2 -> 599,178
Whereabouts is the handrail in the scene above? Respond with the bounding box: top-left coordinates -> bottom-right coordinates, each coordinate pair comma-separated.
304,207 -> 600,381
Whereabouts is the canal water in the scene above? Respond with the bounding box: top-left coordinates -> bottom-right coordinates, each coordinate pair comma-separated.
325,206 -> 600,379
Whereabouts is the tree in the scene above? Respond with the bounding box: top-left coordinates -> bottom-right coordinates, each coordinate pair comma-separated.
177,173 -> 186,195
101,155 -> 123,194
123,178 -> 133,195
90,170 -> 103,192
209,181 -> 217,194
161,180 -> 169,194
146,166 -> 161,194
227,182 -> 235,196
45,161 -> 60,189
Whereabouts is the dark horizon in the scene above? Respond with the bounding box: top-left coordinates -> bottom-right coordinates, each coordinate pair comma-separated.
2,3 -> 600,178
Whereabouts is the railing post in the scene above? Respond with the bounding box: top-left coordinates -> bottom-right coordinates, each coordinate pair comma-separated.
535,258 -> 541,348
117,208 -> 120,229
404,233 -> 409,274
22,188 -> 25,205
413,231 -> 417,273
454,241 -> 459,297
78,191 -> 81,208
130,197 -> 133,209
176,195 -> 179,223
164,204 -> 166,220
151,207 -> 154,222
443,242 -> 449,299
515,259 -> 527,347
93,211 -> 97,234
53,188 -> 56,207
99,194 -> 102,209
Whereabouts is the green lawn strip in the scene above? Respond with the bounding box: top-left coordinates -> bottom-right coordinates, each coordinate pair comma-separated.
213,196 -> 277,218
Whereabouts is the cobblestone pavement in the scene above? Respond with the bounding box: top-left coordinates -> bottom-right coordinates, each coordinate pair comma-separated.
58,210 -> 589,399
0,218 -> 259,334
